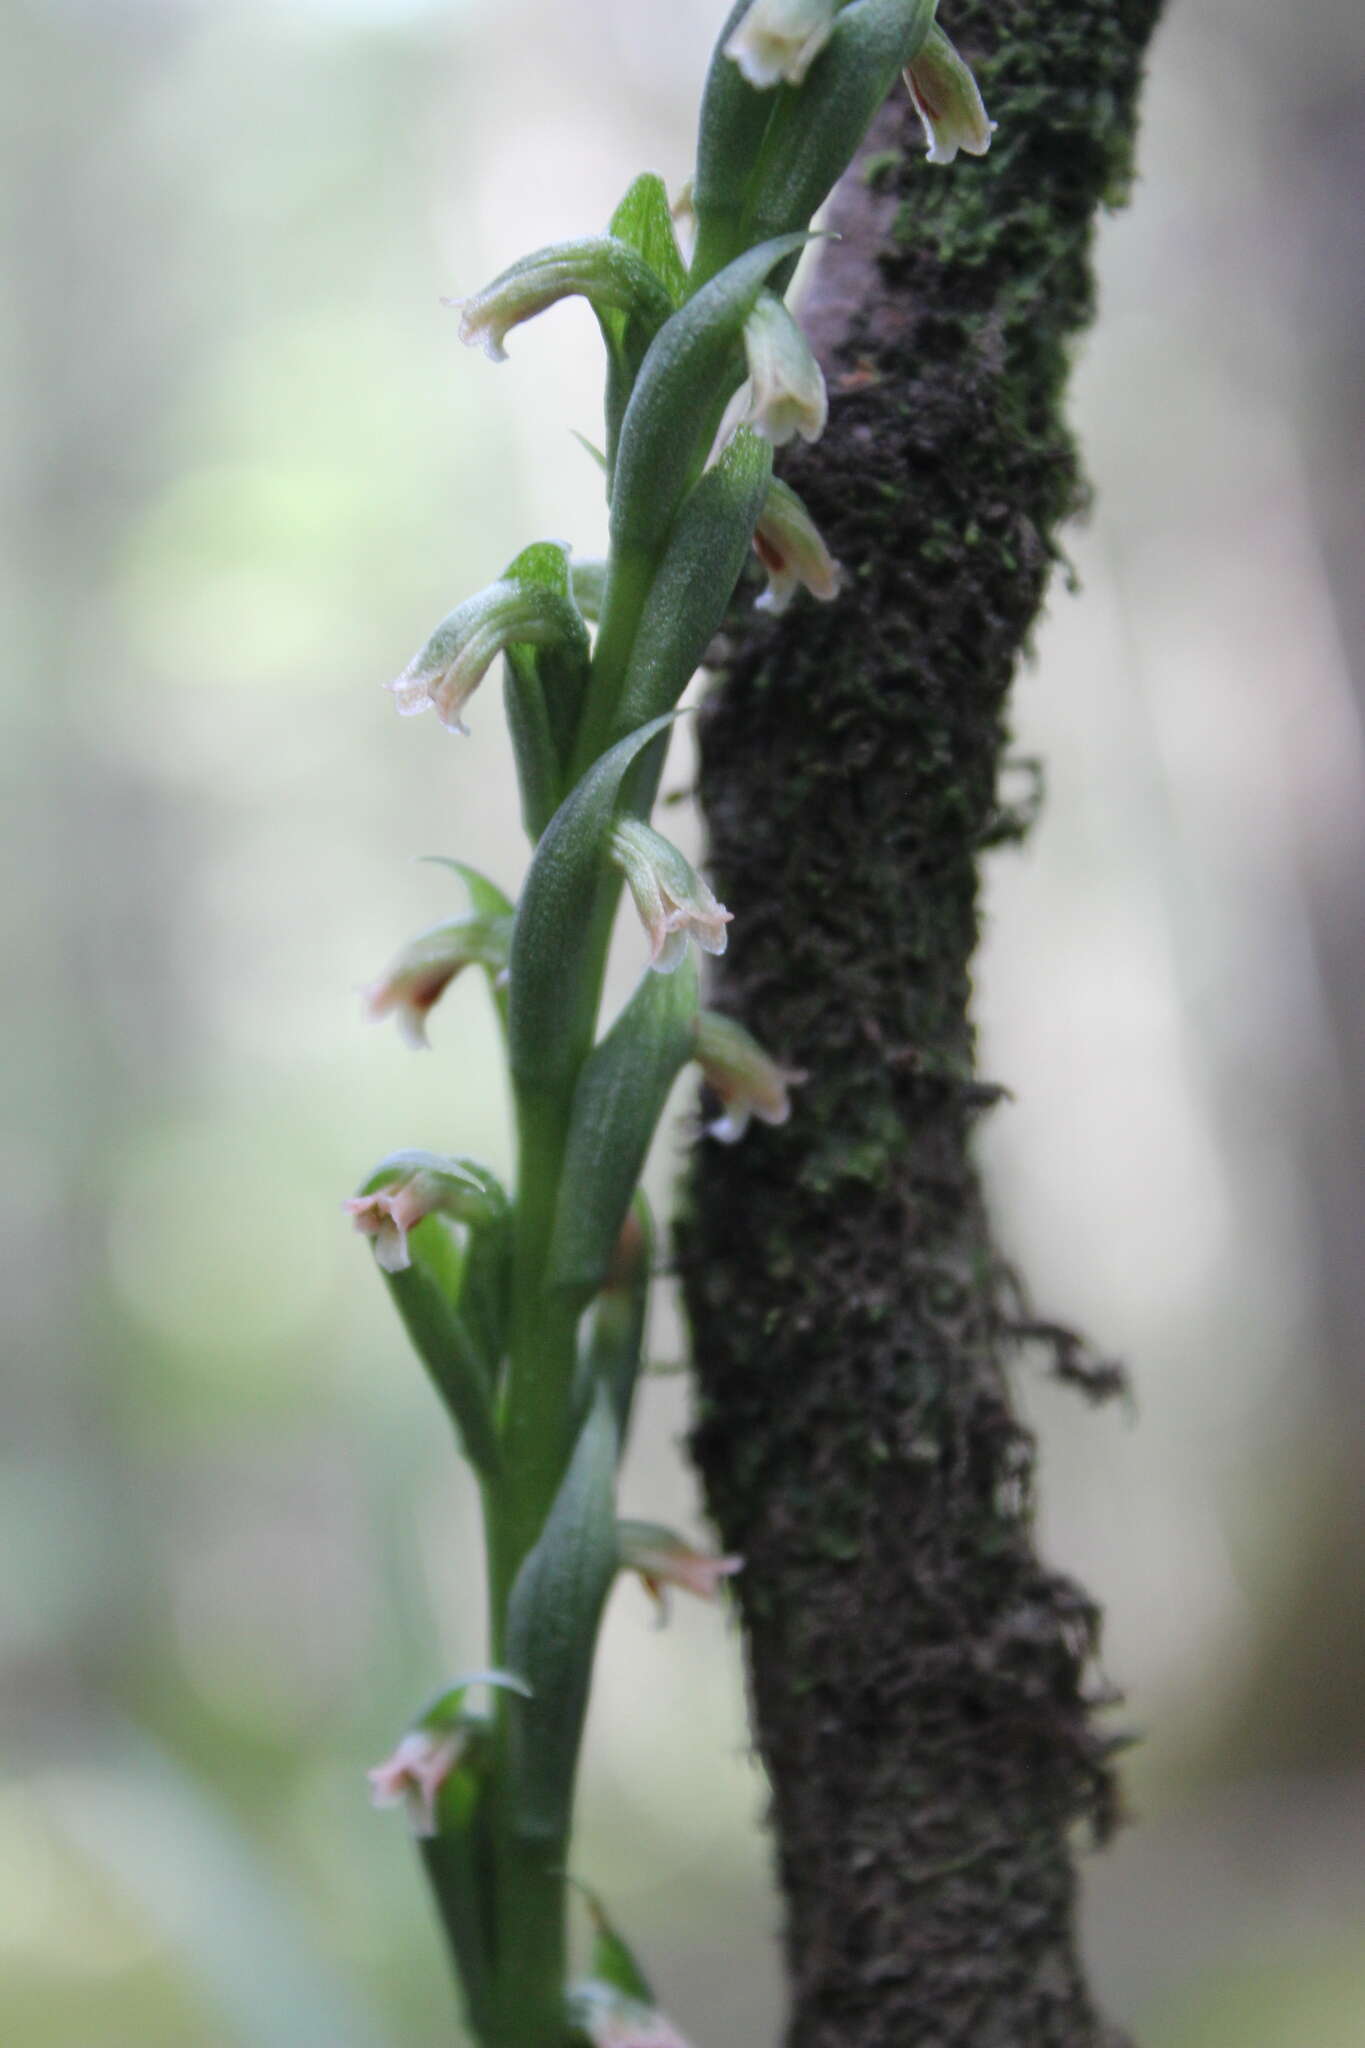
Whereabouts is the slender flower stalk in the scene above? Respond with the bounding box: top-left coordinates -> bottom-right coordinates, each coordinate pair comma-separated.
346,7 -> 994,2041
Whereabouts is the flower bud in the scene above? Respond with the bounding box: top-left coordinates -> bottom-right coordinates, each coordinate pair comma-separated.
611,820 -> 732,974
345,1152 -> 505,1273
739,291 -> 827,447
752,476 -> 842,614
451,237 -> 673,362
618,1520 -> 742,1622
386,581 -> 576,734
904,25 -> 995,166
694,1010 -> 805,1142
363,915 -> 511,1049
724,0 -> 839,90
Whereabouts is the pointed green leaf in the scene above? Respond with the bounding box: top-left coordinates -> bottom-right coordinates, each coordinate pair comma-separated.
609,232 -> 810,565
420,857 -> 514,921
507,713 -> 678,1092
613,426 -> 773,742
549,953 -> 698,1296
578,1887 -> 655,2004
608,173 -> 688,308
418,1743 -> 497,2034
381,1227 -> 502,1477
505,1388 -> 620,1840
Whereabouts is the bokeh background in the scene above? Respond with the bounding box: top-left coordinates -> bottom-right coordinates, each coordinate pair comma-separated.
5,0 -> 1364,2041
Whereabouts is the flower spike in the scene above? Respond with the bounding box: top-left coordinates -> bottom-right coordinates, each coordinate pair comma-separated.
752,476 -> 842,614
694,1010 -> 806,1143
611,820 -> 732,974
724,0 -> 839,90
386,580 -> 578,735
739,292 -> 828,447
904,25 -> 996,167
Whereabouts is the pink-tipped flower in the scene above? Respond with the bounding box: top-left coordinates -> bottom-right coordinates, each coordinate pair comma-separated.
367,1726 -> 465,1839
694,1011 -> 806,1143
724,0 -> 838,90
345,1152 -> 504,1272
739,292 -> 827,448
611,820 -> 732,974
386,581 -> 570,734
904,26 -> 995,167
363,916 -> 510,1049
618,1520 -> 743,1622
752,477 -> 842,615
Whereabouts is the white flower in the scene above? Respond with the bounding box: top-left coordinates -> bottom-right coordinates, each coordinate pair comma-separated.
386,583 -> 566,735
694,1011 -> 806,1143
363,917 -> 509,1049
904,26 -> 995,167
724,0 -> 838,90
752,476 -> 842,614
740,292 -> 827,447
618,1520 -> 743,1623
612,820 -> 732,974
367,1727 -> 465,1838
343,1177 -> 439,1273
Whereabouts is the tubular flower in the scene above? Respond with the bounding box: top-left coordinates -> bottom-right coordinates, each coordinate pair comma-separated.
386,581 -> 572,735
694,1010 -> 806,1143
739,291 -> 828,447
345,1153 -> 503,1273
904,25 -> 995,166
752,476 -> 842,614
450,237 -> 674,362
367,1726 -> 465,1839
611,820 -> 732,974
724,0 -> 839,90
618,1520 -> 743,1622
363,916 -> 510,1049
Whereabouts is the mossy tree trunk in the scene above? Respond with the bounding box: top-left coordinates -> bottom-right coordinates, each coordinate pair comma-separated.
680,5 -> 1165,2044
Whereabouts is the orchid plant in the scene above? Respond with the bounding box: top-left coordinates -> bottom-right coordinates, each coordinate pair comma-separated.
348,5 -> 991,2042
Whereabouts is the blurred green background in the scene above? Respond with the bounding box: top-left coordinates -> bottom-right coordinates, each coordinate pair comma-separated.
5,1 -> 1365,2041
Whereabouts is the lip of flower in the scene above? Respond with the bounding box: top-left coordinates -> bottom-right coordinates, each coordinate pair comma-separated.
366,1727 -> 466,1838
723,0 -> 838,91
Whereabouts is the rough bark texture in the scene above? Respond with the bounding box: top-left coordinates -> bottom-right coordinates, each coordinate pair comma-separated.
679,5 -> 1165,2044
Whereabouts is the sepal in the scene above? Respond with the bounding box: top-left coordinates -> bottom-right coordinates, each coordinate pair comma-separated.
617,1520 -> 743,1620
363,914 -> 511,1048
739,290 -> 827,446
505,1388 -> 620,1839
752,475 -> 842,612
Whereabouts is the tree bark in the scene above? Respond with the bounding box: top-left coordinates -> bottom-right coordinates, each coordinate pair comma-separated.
679,5 -> 1166,2043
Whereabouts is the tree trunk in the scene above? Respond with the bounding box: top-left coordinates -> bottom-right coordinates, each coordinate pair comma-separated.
679,5 -> 1165,2043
